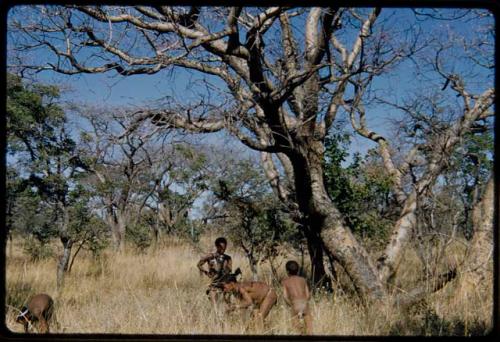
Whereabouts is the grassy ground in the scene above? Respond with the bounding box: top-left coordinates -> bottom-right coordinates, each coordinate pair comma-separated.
4,235 -> 493,335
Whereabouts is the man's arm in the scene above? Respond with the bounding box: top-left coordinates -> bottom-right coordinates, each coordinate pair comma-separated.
197,254 -> 212,275
225,257 -> 233,273
233,288 -> 253,309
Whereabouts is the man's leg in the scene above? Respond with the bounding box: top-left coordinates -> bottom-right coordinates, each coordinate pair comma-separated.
209,288 -> 218,307
304,311 -> 313,335
38,317 -> 49,334
258,290 -> 277,320
291,313 -> 302,334
209,288 -> 225,321
255,290 -> 277,333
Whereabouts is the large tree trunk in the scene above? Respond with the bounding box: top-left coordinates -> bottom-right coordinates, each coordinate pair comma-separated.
116,211 -> 127,253
152,215 -> 161,250
106,206 -> 127,253
303,225 -> 332,291
57,238 -> 73,289
241,242 -> 259,281
57,206 -> 73,289
289,142 -> 387,303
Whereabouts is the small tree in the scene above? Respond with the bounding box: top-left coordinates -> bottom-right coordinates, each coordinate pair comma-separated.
66,186 -> 110,272
206,155 -> 298,282
7,73 -> 91,288
323,132 -> 396,249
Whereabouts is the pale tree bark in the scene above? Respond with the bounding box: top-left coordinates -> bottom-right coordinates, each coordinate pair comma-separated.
289,142 -> 386,299
374,86 -> 494,284
340,45 -> 494,284
394,174 -> 494,309
56,206 -> 72,289
457,175 -> 494,294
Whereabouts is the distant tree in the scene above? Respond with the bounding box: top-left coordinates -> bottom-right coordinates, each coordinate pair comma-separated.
78,109 -> 211,251
204,153 -> 299,282
148,143 -> 210,244
65,186 -> 110,272
7,73 -> 91,288
323,131 -> 396,249
448,130 -> 493,239
77,108 -> 161,252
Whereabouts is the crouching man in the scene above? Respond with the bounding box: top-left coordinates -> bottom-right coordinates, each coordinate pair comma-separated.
221,275 -> 277,332
16,293 -> 54,333
281,260 -> 313,334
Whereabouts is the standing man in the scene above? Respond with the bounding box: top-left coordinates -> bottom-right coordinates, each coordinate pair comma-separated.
281,260 -> 313,334
197,237 -> 232,310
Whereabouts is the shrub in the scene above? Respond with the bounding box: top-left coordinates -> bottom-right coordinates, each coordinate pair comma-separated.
22,236 -> 53,261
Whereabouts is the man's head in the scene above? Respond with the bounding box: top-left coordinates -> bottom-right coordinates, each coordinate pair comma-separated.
218,270 -> 240,292
285,260 -> 300,276
215,237 -> 227,254
15,307 -> 31,325
222,277 -> 238,292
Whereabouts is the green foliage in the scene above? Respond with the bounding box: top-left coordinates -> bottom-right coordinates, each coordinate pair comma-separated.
323,131 -> 395,246
7,74 -> 110,264
210,157 -> 299,266
7,73 -> 64,156
68,192 -> 110,256
389,306 -> 490,336
447,130 -> 493,238
11,187 -> 58,241
23,236 -> 54,261
239,204 -> 296,252
127,214 -> 154,253
85,217 -> 110,257
7,73 -> 74,202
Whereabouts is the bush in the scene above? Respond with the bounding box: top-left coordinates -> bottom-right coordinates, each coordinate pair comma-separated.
126,222 -> 152,253
389,305 -> 491,336
22,237 -> 53,261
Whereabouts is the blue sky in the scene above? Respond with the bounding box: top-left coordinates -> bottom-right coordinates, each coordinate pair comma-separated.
6,7 -> 494,220
7,6 -> 494,168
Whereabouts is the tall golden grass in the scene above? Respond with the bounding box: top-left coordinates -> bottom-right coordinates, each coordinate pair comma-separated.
4,234 -> 493,335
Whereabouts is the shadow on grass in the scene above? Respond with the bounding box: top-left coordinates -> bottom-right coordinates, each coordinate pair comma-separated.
389,305 -> 490,336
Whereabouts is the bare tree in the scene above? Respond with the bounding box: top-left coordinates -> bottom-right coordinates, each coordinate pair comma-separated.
147,143 -> 210,244
9,6 -> 494,303
77,107 -> 160,252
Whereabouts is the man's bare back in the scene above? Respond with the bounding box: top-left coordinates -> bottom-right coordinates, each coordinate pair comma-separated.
282,276 -> 310,303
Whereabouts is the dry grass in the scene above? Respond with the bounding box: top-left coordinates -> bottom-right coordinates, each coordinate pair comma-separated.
4,235 -> 493,336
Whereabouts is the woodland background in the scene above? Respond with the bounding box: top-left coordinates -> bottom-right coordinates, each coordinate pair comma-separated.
4,6 -> 495,335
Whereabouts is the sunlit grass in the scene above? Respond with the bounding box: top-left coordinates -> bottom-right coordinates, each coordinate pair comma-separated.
4,235 -> 492,335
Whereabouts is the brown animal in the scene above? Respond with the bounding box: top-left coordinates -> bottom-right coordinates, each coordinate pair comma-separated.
281,260 -> 312,334
15,293 -> 54,333
221,277 -> 277,331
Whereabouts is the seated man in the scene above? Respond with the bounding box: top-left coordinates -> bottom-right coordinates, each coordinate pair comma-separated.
281,260 -> 313,334
220,275 -> 277,332
197,237 -> 232,311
